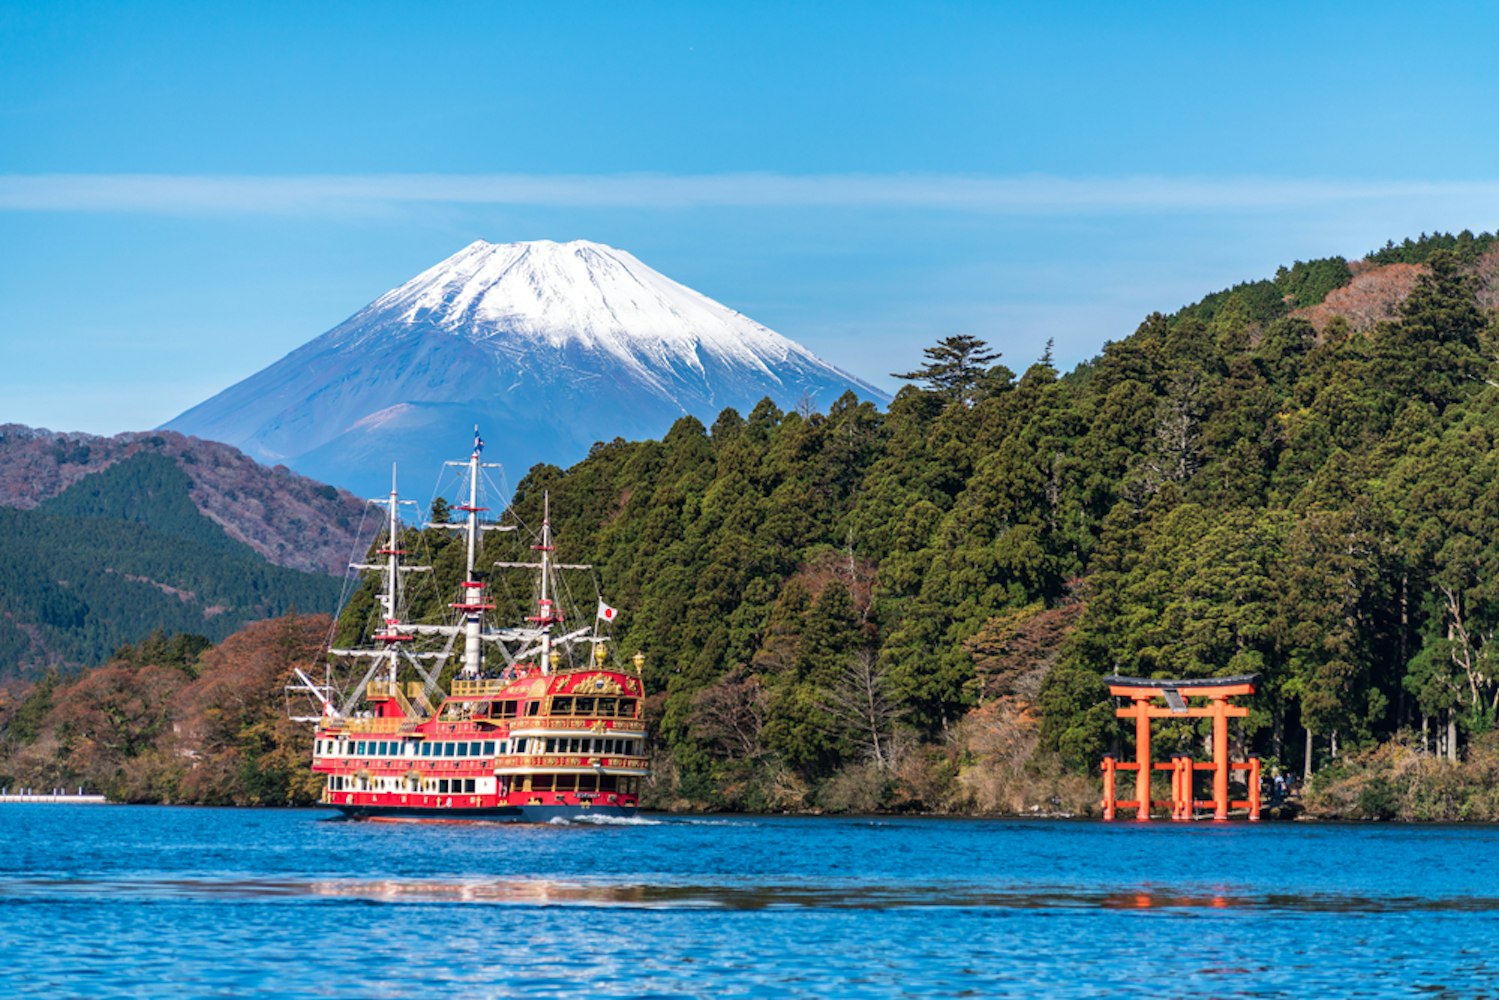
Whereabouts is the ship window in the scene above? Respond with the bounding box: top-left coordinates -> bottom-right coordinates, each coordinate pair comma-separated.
356,741 -> 367,755
496,700 -> 517,718
554,774 -> 575,792
464,779 -> 476,793
579,774 -> 597,792
438,779 -> 449,794
596,698 -> 616,716
526,701 -> 539,716
551,697 -> 573,716
573,697 -> 595,715
484,741 -> 496,755
618,699 -> 636,717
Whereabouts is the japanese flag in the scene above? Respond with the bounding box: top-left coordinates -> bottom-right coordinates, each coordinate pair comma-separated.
597,600 -> 619,622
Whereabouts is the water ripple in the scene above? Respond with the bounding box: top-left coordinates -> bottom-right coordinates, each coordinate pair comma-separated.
5,874 -> 1497,914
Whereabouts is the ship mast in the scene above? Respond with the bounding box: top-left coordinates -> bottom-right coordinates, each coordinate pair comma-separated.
494,489 -> 594,675
294,465 -> 432,720
375,467 -> 406,686
431,427 -> 511,677
539,494 -> 556,672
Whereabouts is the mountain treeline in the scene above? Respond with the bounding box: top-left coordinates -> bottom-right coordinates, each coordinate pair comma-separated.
0,453 -> 340,675
5,235 -> 1499,819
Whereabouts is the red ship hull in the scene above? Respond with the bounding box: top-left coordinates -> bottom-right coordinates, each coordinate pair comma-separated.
312,668 -> 648,821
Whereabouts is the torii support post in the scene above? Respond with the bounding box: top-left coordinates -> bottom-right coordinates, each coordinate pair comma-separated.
1101,755 -> 1116,821
1101,675 -> 1259,822
1211,694 -> 1230,820
1133,696 -> 1152,820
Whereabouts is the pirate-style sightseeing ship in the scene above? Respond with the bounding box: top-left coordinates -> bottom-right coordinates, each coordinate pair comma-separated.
289,432 -> 648,821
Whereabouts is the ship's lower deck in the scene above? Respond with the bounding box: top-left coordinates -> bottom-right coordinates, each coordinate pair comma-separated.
332,801 -> 638,823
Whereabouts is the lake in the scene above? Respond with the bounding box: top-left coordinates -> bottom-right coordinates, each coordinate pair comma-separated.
1,804 -> 1493,998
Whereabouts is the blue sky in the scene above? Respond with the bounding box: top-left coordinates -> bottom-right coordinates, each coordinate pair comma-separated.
4,1 -> 1499,433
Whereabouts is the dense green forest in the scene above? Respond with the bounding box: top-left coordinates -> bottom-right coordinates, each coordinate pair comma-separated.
0,453 -> 339,673
4,232 -> 1499,819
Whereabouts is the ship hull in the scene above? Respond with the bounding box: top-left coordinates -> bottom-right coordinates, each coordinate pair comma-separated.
332,802 -> 638,823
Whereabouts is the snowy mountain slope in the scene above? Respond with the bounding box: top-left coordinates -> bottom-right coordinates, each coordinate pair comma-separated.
165,240 -> 887,498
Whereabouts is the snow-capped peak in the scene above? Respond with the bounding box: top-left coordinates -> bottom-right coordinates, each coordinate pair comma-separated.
359,239 -> 817,379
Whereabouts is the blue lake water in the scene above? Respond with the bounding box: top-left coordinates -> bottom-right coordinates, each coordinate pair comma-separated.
1,805 -> 1495,998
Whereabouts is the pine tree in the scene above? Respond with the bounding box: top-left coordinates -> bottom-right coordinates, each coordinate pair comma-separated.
892,334 -> 1001,405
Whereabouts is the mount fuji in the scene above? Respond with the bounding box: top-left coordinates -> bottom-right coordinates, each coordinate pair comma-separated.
164,240 -> 888,499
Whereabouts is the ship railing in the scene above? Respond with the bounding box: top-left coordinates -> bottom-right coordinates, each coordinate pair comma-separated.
449,679 -> 511,697
546,662 -> 643,677
324,717 -> 414,735
367,680 -> 399,700
492,754 -> 651,771
517,717 -> 646,733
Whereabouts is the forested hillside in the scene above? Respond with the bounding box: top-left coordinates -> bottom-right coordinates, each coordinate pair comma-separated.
0,426 -> 364,575
0,453 -> 340,675
4,231 -> 1499,818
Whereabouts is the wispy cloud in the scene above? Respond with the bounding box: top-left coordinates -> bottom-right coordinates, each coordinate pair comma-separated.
3,173 -> 1499,216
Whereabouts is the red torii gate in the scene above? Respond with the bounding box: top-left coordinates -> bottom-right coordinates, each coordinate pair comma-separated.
1100,675 -> 1261,822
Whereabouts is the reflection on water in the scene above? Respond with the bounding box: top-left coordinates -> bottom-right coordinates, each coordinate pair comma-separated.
8,874 -> 1499,914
